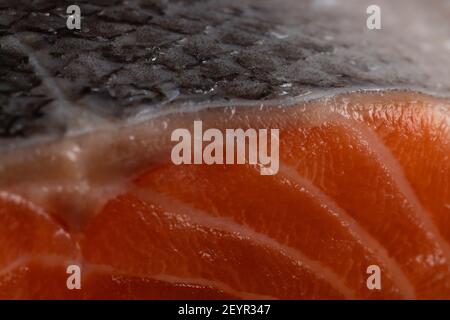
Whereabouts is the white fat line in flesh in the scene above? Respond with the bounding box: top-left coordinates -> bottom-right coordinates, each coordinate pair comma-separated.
151,274 -> 278,300
132,188 -> 356,299
0,255 -> 271,299
0,253 -> 274,299
0,254 -> 80,278
0,191 -> 70,239
83,260 -> 277,299
85,263 -> 279,299
7,182 -> 126,197
0,191 -> 55,222
80,261 -> 279,299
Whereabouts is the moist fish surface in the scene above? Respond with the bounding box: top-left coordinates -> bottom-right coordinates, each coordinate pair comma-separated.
0,0 -> 449,299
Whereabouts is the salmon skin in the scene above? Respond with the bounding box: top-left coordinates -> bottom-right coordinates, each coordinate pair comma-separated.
0,0 -> 449,299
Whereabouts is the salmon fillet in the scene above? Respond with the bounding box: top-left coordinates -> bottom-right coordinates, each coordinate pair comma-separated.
0,0 -> 449,299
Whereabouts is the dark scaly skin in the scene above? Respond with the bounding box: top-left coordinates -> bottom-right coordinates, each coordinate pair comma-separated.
0,0 -> 449,143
